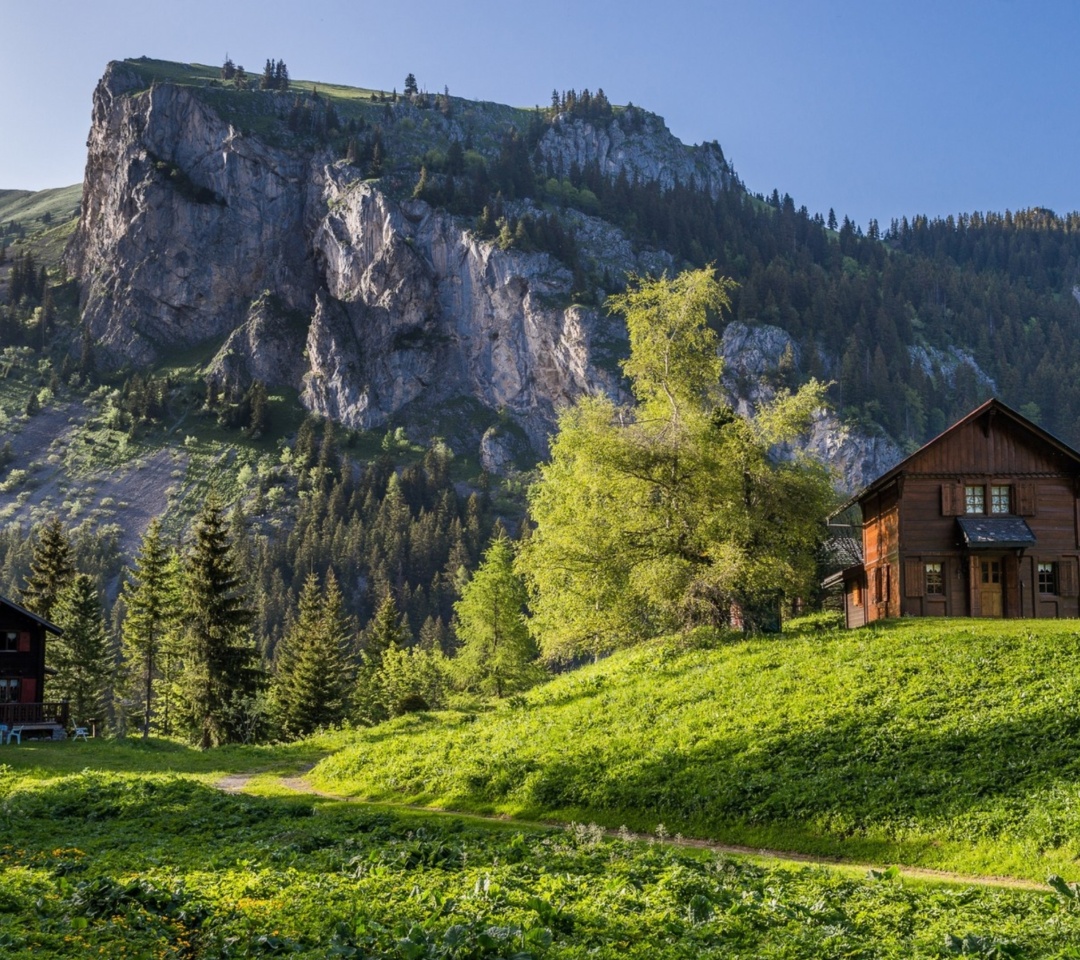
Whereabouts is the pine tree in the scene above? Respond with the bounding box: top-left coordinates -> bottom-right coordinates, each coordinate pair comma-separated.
261,59 -> 275,90
51,574 -> 111,726
404,72 -> 418,97
827,208 -> 838,231
120,519 -> 179,738
180,495 -> 262,747
22,516 -> 74,622
452,535 -> 537,698
271,569 -> 354,737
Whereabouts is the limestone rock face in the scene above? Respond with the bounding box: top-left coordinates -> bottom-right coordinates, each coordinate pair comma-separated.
66,63 -> 897,485
67,62 -> 314,366
720,322 -> 903,492
539,113 -> 732,197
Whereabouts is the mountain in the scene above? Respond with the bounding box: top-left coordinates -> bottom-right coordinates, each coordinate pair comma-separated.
59,58 -> 899,486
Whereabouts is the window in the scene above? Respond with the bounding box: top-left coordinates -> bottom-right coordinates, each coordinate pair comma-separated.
1039,562 -> 1058,595
925,563 -> 944,595
851,582 -> 862,607
965,485 -> 985,514
0,678 -> 18,703
991,485 -> 1011,514
0,632 -> 17,653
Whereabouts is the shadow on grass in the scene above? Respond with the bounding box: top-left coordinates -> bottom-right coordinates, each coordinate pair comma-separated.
443,703 -> 1080,867
0,735 -> 336,779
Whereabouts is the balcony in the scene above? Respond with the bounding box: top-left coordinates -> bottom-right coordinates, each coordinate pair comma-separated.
0,701 -> 69,727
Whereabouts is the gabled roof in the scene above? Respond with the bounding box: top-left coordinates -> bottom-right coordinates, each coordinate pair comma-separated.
834,397 -> 1080,516
0,594 -> 64,635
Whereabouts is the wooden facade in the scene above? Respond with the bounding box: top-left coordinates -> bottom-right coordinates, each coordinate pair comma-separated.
836,399 -> 1080,627
0,595 -> 63,726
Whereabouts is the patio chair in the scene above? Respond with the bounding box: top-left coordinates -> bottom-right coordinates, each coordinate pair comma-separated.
0,724 -> 7,744
72,727 -> 89,742
8,726 -> 22,745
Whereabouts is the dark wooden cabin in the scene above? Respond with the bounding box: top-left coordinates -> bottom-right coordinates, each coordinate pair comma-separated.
829,398 -> 1080,627
0,594 -> 67,733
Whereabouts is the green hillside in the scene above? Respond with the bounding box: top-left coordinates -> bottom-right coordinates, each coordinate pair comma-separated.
313,618 -> 1080,883
0,184 -> 82,265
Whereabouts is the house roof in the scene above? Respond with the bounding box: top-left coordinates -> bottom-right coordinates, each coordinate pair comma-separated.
956,516 -> 1037,550
833,398 -> 1080,517
0,594 -> 64,635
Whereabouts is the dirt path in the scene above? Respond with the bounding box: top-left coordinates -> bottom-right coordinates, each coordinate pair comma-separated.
219,770 -> 1047,892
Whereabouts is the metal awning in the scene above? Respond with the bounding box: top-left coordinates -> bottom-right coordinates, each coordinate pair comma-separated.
957,516 -> 1037,550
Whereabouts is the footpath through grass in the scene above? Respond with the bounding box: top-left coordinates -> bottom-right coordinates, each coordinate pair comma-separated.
5,742 -> 1080,958
312,619 -> 1080,883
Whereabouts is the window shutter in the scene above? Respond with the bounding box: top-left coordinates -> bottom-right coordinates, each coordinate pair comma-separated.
1060,559 -> 1079,598
942,483 -> 965,516
19,678 -> 35,704
1016,482 -> 1037,517
17,632 -> 30,653
905,560 -> 925,598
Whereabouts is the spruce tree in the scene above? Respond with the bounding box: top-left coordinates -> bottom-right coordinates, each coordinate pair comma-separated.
51,574 -> 111,726
121,519 -> 179,738
180,495 -> 262,747
452,535 -> 536,698
271,569 -> 354,738
22,516 -> 74,621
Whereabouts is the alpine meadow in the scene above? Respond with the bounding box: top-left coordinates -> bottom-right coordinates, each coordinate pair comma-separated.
3,48 -> 1080,959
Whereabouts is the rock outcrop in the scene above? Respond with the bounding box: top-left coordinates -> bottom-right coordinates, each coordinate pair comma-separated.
66,61 -> 898,485
721,322 -> 904,492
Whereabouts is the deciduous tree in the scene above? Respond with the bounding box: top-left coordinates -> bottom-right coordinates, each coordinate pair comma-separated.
518,268 -> 833,661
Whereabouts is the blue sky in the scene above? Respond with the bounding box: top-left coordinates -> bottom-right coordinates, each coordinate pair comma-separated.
3,0 -> 1078,229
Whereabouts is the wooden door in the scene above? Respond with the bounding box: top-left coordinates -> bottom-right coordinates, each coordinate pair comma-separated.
978,557 -> 1003,617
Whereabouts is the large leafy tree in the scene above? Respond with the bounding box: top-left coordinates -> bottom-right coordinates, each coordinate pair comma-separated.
121,519 -> 180,738
453,535 -> 537,698
271,569 -> 355,738
22,516 -> 74,622
51,574 -> 111,725
180,495 -> 262,747
518,267 -> 834,662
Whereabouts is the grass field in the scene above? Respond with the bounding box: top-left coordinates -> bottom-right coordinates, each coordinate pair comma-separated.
310,618 -> 1080,883
6,735 -> 1080,957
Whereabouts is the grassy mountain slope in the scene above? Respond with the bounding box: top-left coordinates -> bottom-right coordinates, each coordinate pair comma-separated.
313,618 -> 1080,882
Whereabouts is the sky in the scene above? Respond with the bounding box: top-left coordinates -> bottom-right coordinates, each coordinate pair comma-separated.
2,0 -> 1079,229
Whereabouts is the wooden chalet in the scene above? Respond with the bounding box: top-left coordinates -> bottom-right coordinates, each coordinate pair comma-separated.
0,595 -> 68,737
828,398 -> 1080,627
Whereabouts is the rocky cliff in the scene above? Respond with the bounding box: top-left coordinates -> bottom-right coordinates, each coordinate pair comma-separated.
66,60 -> 896,487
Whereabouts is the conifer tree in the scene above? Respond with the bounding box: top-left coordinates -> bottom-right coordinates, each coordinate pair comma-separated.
453,535 -> 537,697
121,519 -> 179,738
22,516 -> 74,622
180,495 -> 262,747
271,569 -> 354,738
51,574 -> 111,725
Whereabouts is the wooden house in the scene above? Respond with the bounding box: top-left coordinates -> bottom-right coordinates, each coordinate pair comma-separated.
0,594 -> 68,735
828,398 -> 1080,627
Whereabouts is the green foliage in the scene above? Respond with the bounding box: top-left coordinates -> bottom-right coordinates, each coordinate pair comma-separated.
21,515 -> 74,621
316,618 -> 1080,883
271,570 -> 355,738
3,753 -> 1080,957
453,535 -> 538,698
376,642 -> 449,716
179,495 -> 262,747
50,574 -> 111,724
120,519 -> 181,737
520,269 -> 834,660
